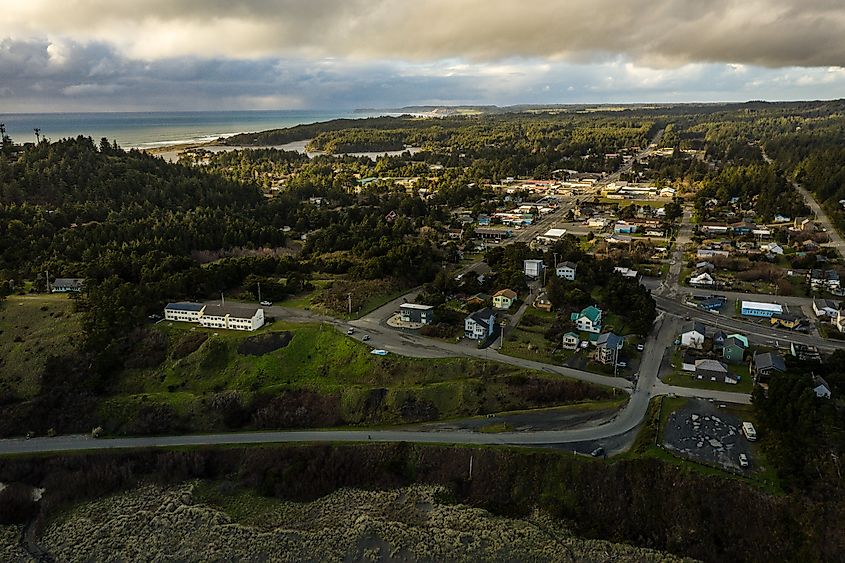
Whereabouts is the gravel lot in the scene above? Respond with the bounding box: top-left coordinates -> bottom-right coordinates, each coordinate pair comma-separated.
663,399 -> 752,471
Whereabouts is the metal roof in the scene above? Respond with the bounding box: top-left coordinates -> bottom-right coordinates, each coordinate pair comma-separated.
165,302 -> 205,312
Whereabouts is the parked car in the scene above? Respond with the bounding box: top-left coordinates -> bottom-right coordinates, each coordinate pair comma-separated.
636,344 -> 644,351
370,349 -> 389,356
347,328 -> 355,335
739,453 -> 749,468
260,300 -> 272,306
362,335 -> 370,341
590,447 -> 605,457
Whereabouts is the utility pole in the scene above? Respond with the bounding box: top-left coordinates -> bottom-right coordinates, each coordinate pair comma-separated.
45,269 -> 50,293
221,292 -> 225,306
257,282 -> 261,304
348,293 -> 352,315
468,455 -> 474,480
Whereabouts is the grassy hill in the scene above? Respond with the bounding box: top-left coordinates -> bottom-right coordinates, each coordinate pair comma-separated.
0,295 -> 82,400
99,320 -> 616,434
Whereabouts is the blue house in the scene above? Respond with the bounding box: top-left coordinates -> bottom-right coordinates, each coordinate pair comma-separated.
477,215 -> 491,226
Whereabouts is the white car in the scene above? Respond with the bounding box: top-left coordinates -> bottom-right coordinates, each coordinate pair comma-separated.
370,349 -> 389,356
738,453 -> 749,468
260,300 -> 272,306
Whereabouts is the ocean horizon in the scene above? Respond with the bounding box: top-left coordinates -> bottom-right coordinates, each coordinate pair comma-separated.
0,109 -> 390,149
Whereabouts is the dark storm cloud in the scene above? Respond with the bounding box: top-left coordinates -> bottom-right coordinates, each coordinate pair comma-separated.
6,0 -> 845,67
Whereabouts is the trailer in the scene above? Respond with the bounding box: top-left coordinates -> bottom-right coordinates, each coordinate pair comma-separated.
742,422 -> 757,441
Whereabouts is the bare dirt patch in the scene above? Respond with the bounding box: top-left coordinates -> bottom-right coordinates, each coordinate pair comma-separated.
237,331 -> 293,356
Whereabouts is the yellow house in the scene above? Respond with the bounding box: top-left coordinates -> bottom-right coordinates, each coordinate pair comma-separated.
492,289 -> 517,310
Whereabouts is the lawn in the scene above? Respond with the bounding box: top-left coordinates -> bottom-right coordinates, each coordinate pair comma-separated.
500,308 -> 576,366
664,348 -> 754,394
0,295 -> 83,399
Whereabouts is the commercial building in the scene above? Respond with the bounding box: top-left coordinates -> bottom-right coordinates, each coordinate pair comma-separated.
740,301 -> 783,318
400,303 -> 434,325
164,302 -> 206,323
199,304 -> 265,331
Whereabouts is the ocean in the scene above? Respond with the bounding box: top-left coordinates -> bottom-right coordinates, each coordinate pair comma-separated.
0,110 -> 387,149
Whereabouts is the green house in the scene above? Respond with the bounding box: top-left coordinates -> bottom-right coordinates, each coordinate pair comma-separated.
722,336 -> 747,363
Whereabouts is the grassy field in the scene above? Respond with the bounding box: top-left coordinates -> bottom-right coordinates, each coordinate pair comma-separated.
0,295 -> 82,399
101,319 -> 615,431
665,349 -> 753,394
500,308 -> 576,366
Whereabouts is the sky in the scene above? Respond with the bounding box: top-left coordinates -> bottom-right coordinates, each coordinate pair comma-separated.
1,0 -> 845,112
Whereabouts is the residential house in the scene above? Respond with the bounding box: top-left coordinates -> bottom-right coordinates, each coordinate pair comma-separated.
400,303 -> 434,325
465,292 -> 491,307
712,330 -> 728,349
835,309 -> 845,333
570,305 -> 603,333
464,307 -> 496,340
740,301 -> 783,318
771,313 -> 803,330
812,298 -> 840,318
696,261 -> 715,271
727,333 -> 749,348
689,272 -> 716,287
164,302 -> 205,323
51,278 -> 85,293
614,267 -> 639,280
199,304 -> 265,331
680,322 -> 706,349
790,342 -> 821,362
562,332 -> 581,350
697,248 -> 730,259
556,261 -> 577,281
533,292 -> 553,312
523,259 -> 544,279
761,242 -> 784,255
694,359 -> 734,383
752,352 -> 787,378
701,223 -> 730,236
809,269 -> 841,291
595,332 -> 624,365
492,289 -> 517,310
722,336 -> 747,363
812,376 -> 832,399
614,221 -> 638,234
606,233 -> 633,245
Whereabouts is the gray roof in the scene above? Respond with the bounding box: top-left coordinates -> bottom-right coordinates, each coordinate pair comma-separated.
559,261 -> 577,269
684,321 -> 706,336
725,336 -> 747,349
165,302 -> 205,312
695,359 -> 727,373
202,304 -> 261,319
596,332 -> 623,349
468,307 -> 496,329
813,375 -> 831,392
755,352 -> 786,372
53,278 -> 84,288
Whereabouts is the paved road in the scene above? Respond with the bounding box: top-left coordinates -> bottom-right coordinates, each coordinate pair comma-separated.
795,183 -> 845,260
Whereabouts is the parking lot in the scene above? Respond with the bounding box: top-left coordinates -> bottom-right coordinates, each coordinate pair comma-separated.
663,398 -> 753,472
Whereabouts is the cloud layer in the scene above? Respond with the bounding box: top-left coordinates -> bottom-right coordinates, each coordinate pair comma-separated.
5,0 -> 845,67
1,1 -> 844,111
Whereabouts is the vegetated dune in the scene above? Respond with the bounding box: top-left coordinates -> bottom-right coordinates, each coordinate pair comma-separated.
0,525 -> 30,562
33,483 -> 689,562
